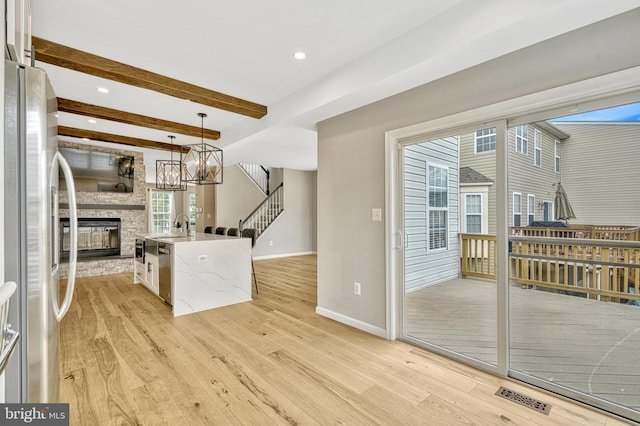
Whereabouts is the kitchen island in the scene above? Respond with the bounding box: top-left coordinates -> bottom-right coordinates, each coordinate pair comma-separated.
135,232 -> 252,317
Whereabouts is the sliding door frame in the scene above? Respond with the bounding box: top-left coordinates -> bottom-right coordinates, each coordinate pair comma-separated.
385,65 -> 640,418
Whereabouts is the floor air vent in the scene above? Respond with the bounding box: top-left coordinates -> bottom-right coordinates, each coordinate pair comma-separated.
495,386 -> 552,415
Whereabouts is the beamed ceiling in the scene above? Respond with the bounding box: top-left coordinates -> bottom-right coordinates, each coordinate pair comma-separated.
29,0 -> 638,179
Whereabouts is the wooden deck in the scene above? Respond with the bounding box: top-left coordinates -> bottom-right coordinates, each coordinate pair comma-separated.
405,278 -> 640,411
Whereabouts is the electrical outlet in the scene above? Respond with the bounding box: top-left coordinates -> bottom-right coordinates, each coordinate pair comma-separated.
372,208 -> 382,221
269,240 -> 273,246
198,255 -> 207,262
354,281 -> 361,296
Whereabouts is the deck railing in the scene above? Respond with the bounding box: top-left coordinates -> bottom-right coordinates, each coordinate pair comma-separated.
509,236 -> 640,302
459,233 -> 640,303
509,225 -> 640,241
460,234 -> 497,280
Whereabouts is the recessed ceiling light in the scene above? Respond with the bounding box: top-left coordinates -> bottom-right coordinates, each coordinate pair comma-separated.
97,87 -> 109,93
88,119 -> 97,124
293,51 -> 306,60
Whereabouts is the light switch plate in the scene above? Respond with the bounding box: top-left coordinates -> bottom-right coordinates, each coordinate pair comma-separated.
372,208 -> 382,221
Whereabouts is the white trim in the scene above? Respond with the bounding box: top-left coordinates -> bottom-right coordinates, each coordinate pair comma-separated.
474,127 -> 497,154
513,192 -> 522,227
253,251 -> 315,261
527,194 -> 535,226
463,192 -> 484,234
427,163 -> 449,252
515,125 -> 528,155
534,129 -> 542,167
315,307 -> 388,339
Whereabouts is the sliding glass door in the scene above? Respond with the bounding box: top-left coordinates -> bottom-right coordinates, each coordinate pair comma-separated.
395,100 -> 640,422
400,126 -> 500,368
507,103 -> 640,420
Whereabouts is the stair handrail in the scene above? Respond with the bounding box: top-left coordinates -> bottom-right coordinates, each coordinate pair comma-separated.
238,163 -> 270,195
239,182 -> 284,235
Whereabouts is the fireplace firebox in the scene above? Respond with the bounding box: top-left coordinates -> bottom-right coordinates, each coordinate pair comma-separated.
60,218 -> 121,260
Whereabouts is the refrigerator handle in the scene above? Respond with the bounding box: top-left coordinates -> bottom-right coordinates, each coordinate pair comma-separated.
53,152 -> 78,321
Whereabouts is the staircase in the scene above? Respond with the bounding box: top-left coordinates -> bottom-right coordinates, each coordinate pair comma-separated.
239,163 -> 270,195
239,182 -> 284,239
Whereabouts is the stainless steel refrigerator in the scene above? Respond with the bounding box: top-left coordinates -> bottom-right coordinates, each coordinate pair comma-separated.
3,59 -> 78,402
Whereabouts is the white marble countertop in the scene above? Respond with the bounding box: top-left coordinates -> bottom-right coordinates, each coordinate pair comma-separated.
135,231 -> 252,317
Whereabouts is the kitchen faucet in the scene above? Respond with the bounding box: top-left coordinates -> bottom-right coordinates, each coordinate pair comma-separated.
173,213 -> 192,235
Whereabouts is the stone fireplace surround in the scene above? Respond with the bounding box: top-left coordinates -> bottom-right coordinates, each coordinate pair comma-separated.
58,141 -> 147,278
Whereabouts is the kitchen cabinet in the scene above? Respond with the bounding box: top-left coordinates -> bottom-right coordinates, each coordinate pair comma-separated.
144,254 -> 159,296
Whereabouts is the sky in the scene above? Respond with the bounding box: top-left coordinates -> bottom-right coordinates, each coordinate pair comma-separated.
551,101 -> 640,122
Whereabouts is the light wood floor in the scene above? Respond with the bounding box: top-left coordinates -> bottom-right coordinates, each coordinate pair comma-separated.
60,255 -> 631,425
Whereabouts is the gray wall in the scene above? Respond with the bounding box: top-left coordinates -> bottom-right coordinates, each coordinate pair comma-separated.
216,165 -> 316,257
317,10 -> 640,331
253,169 -> 316,258
216,165 -> 265,230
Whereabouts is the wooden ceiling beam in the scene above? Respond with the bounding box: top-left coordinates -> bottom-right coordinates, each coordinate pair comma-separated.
58,126 -> 191,153
57,98 -> 220,140
34,37 -> 267,119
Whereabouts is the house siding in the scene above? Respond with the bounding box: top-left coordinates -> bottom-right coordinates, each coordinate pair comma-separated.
403,137 -> 459,291
460,124 -> 563,231
506,124 -> 562,227
553,122 -> 640,226
459,130 -> 498,234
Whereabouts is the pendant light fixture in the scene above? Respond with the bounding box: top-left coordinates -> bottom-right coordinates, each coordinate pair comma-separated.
182,112 -> 223,185
156,135 -> 186,191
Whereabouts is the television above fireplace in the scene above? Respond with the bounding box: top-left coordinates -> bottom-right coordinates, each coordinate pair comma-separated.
58,147 -> 135,193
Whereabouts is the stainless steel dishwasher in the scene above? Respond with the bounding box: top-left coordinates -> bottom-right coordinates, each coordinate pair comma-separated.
158,242 -> 172,305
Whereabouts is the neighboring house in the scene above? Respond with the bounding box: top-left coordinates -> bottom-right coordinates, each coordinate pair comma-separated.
551,122 -> 640,226
459,122 -> 569,233
459,121 -> 640,231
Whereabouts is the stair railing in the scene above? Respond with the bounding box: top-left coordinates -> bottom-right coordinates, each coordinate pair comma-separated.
239,183 -> 284,239
238,163 -> 270,195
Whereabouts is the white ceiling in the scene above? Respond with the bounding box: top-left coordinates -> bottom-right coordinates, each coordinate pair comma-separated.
31,0 -> 639,180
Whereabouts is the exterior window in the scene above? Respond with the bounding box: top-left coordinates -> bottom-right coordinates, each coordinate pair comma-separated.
465,194 -> 482,233
515,125 -> 528,155
428,165 -> 448,250
189,193 -> 197,226
475,127 -> 496,153
555,140 -> 561,172
543,201 -> 554,222
527,194 -> 535,226
534,129 -> 542,167
513,192 -> 522,227
150,191 -> 173,233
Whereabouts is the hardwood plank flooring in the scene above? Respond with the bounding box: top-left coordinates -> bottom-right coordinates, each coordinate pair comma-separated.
60,255 -> 631,425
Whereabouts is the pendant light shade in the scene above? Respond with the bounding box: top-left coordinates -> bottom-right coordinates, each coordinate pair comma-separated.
182,113 -> 223,185
156,135 -> 186,191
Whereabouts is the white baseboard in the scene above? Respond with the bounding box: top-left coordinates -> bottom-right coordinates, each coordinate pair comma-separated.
315,306 -> 388,339
254,251 -> 316,260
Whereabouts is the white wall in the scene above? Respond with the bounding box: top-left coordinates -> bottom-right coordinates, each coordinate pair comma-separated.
317,10 -> 640,333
